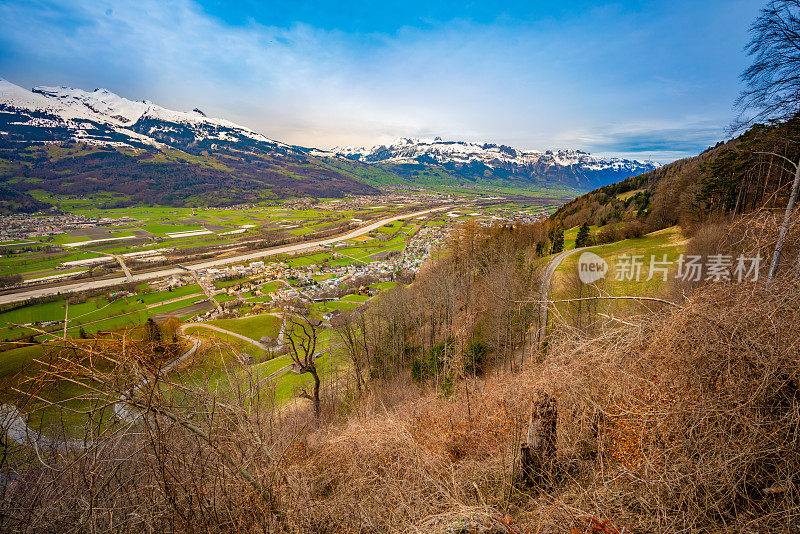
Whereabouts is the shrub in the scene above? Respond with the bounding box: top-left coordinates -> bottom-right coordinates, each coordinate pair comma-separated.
621,219 -> 646,239
595,224 -> 621,244
463,338 -> 489,375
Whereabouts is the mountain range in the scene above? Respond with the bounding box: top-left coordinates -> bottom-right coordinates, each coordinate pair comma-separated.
0,79 -> 659,213
332,137 -> 657,191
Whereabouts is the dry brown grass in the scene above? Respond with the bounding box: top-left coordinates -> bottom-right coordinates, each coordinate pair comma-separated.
280,276 -> 800,533
539,278 -> 800,532
1,219 -> 799,532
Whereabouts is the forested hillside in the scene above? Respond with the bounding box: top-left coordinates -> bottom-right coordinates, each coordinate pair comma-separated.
0,142 -> 381,209
550,118 -> 800,238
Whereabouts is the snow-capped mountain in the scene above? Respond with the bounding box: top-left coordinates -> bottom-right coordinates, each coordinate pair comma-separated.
0,79 -> 378,209
332,137 -> 659,191
0,79 -> 288,150
0,78 -> 659,212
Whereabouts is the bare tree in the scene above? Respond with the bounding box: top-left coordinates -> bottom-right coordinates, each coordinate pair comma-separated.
332,311 -> 367,393
731,0 -> 800,280
734,0 -> 800,130
284,314 -> 322,417
758,151 -> 800,281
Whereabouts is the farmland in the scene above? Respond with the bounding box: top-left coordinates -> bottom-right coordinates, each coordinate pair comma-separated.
0,193 -> 564,438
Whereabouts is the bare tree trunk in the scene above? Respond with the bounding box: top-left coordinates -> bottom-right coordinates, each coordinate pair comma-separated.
518,393 -> 557,488
310,366 -> 321,418
768,159 -> 800,283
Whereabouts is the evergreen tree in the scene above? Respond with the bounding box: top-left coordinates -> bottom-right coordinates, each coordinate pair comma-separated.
551,229 -> 565,254
145,318 -> 161,343
575,222 -> 591,248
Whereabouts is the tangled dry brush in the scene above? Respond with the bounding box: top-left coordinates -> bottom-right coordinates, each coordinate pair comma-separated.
1,214 -> 799,532
1,275 -> 797,533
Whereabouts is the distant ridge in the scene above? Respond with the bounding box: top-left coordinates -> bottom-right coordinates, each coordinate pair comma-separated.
328,137 -> 659,191
0,78 -> 659,212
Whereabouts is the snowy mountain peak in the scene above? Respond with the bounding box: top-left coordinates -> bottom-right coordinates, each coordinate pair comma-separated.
32,84 -> 151,125
334,137 -> 656,169
0,79 -> 284,149
332,137 -> 659,190
1,78 -> 659,193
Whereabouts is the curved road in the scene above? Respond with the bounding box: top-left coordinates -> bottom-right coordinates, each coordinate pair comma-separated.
179,316 -> 286,353
537,245 -> 602,346
0,206 -> 450,306
4,315 -> 289,440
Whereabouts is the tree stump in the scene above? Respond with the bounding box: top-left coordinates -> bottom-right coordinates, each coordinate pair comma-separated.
518,393 -> 557,488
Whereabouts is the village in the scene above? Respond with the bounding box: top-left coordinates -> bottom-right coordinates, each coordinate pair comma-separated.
148,220 -> 451,323
0,211 -> 136,242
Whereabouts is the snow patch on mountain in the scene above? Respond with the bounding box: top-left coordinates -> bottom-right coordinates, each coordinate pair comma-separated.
1,79 -> 100,122
32,85 -> 151,125
334,137 -> 658,173
0,79 -> 286,149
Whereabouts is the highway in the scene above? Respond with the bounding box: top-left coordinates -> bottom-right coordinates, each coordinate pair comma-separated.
0,206 -> 449,306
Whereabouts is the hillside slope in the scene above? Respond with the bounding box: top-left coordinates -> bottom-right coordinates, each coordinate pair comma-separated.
0,80 -> 382,210
549,119 -> 800,236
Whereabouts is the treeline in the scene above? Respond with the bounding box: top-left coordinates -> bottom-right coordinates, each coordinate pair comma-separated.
550,117 -> 800,237
0,183 -> 49,214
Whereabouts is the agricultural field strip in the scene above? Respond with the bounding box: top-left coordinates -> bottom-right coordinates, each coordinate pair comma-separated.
52,294 -> 207,337
73,292 -> 206,326
62,235 -> 138,247
333,252 -> 368,264
0,291 -> 206,342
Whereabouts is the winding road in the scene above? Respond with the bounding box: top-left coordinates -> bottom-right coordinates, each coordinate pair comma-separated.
0,206 -> 450,307
179,315 -> 287,352
3,315 -> 292,441
0,403 -> 88,451
537,245 -> 601,346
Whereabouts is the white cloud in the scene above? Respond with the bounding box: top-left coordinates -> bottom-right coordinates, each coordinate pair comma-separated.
0,0 -> 750,160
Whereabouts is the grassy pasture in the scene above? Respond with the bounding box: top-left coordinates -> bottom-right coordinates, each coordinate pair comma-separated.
551,226 -> 687,320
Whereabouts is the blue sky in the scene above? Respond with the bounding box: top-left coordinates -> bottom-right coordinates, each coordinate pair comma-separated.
0,0 -> 765,162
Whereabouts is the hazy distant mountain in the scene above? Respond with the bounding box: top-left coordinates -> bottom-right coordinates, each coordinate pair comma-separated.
330,137 -> 659,191
0,79 -> 657,213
